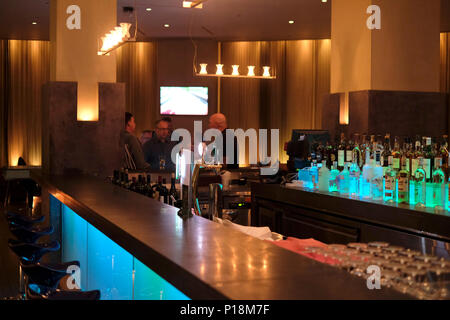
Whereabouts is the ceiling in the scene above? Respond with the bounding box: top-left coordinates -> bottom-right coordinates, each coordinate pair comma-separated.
0,0 -> 449,41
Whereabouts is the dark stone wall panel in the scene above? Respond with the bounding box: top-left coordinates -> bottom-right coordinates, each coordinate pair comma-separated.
42,82 -> 125,178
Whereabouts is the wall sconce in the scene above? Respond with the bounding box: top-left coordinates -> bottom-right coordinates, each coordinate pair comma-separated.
216,64 -> 224,75
262,66 -> 271,77
199,64 -> 208,75
247,66 -> 256,77
231,65 -> 240,76
339,92 -> 350,125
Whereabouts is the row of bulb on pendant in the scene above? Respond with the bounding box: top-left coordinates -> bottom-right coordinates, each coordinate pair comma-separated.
98,23 -> 132,55
199,64 -> 272,77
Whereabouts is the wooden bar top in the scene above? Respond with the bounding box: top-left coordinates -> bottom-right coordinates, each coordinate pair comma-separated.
31,171 -> 409,300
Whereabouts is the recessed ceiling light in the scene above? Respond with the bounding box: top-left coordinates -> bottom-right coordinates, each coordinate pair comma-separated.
32,21 -> 37,25
322,0 -> 328,3
164,24 -> 170,28
289,20 -> 294,24
146,8 -> 152,11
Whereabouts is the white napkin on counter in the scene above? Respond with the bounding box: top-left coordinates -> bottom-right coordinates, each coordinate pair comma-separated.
214,217 -> 274,241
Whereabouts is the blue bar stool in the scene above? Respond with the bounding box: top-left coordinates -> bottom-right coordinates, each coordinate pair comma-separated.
20,260 -> 80,290
26,284 -> 101,300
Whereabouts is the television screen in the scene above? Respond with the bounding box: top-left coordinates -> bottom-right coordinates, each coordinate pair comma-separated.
160,86 -> 208,115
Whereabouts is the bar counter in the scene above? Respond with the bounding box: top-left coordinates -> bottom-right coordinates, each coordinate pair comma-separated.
251,183 -> 450,257
31,171 -> 409,300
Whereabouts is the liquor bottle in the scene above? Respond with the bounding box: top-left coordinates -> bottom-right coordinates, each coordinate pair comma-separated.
160,178 -> 169,204
384,158 -> 396,203
337,133 -> 346,170
318,160 -> 331,192
310,160 -> 319,190
412,157 -> 426,207
439,135 -> 449,177
361,150 -> 374,199
375,135 -> 384,167
130,177 -> 137,192
169,173 -> 178,205
352,133 -> 363,169
392,136 -> 402,171
431,160 -> 445,211
404,137 -> 414,176
411,136 -> 422,176
145,175 -> 154,198
382,134 -> 392,168
423,137 -> 433,182
349,157 -> 361,198
329,161 -> 340,193
402,137 -> 412,175
371,157 -> 384,201
316,142 -> 324,163
440,135 -> 449,177
346,135 -> 354,164
338,163 -> 350,196
397,158 -> 409,204
152,176 -> 163,201
325,141 -> 334,169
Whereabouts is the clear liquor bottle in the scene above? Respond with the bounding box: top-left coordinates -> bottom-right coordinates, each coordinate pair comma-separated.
318,160 -> 331,192
413,157 -> 426,208
338,163 -> 350,196
411,136 -> 423,176
329,161 -> 340,193
397,158 -> 409,204
349,157 -> 361,198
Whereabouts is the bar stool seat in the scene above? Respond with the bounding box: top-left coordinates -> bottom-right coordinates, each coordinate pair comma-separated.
9,224 -> 53,243
21,260 -> 80,289
6,212 -> 45,228
8,239 -> 60,263
26,284 -> 101,301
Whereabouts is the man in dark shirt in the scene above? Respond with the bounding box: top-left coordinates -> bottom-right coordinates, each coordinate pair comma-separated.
142,119 -> 176,171
208,113 -> 239,169
119,112 -> 150,170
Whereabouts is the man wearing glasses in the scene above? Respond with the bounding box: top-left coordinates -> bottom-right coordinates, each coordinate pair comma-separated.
142,119 -> 176,171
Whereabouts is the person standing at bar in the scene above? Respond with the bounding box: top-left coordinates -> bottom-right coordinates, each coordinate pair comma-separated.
208,113 -> 239,169
120,112 -> 150,170
142,119 -> 176,171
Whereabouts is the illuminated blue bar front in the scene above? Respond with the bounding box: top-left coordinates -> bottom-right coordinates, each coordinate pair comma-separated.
59,199 -> 189,300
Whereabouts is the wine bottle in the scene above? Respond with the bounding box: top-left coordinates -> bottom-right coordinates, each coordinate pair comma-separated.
169,173 -> 177,205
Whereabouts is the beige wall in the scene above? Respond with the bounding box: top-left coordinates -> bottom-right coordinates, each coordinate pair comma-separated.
331,0 -> 440,93
331,0 -> 372,93
50,0 -> 117,121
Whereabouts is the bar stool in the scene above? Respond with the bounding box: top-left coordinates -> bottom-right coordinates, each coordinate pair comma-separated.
26,284 -> 101,301
6,211 -> 45,229
9,225 -> 54,244
21,260 -> 80,290
8,239 -> 60,263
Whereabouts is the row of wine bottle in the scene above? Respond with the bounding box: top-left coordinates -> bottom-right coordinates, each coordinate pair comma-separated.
310,133 -> 449,182
112,169 -> 178,206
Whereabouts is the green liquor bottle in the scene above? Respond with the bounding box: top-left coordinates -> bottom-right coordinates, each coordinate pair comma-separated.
432,160 -> 445,211
384,159 -> 396,203
397,158 -> 409,204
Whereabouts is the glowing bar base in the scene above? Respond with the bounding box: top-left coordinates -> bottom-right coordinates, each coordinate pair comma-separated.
59,196 -> 190,300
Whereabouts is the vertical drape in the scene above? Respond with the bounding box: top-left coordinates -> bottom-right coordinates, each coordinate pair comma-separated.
116,42 -> 158,136
222,40 -> 331,163
7,40 -> 49,166
0,40 -> 7,167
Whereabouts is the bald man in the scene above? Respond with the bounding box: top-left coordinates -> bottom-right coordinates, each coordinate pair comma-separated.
208,113 -> 239,169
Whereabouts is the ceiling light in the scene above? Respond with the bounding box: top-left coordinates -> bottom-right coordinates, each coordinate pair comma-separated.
289,20 -> 294,24
322,0 -> 328,3
32,22 -> 37,25
183,1 -> 205,9
164,24 -> 170,28
98,22 -> 132,55
146,8 -> 152,11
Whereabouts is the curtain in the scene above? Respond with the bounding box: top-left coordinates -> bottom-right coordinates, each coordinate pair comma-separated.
0,40 -> 7,167
116,42 -> 158,136
7,40 -> 49,166
221,39 -> 331,164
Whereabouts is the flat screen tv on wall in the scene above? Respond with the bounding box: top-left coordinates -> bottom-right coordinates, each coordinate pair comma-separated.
160,86 -> 209,115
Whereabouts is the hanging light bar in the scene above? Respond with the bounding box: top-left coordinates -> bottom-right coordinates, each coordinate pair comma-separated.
195,63 -> 276,79
98,23 -> 132,56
